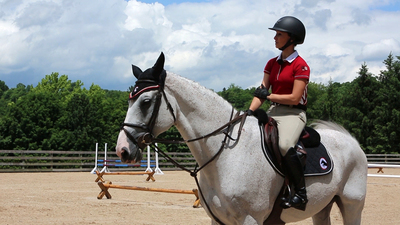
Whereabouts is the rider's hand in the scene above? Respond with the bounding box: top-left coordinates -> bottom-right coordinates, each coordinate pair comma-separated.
246,109 -> 254,116
253,86 -> 270,99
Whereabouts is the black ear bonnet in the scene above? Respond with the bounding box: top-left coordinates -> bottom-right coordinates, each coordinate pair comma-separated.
130,52 -> 167,99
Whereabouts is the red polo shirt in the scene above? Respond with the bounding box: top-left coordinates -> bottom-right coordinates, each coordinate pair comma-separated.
264,51 -> 310,105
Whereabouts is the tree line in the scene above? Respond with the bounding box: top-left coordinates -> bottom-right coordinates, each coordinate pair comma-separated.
0,73 -> 127,152
0,54 -> 399,154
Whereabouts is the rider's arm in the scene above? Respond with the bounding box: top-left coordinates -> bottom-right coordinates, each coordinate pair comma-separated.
249,72 -> 270,111
267,79 -> 307,105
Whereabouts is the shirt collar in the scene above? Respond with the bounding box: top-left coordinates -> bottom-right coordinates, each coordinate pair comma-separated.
277,51 -> 299,64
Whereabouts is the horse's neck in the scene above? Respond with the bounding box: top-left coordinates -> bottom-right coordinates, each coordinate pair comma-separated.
165,73 -> 235,160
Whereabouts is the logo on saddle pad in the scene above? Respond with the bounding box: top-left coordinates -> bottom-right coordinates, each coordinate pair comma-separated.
319,157 -> 328,170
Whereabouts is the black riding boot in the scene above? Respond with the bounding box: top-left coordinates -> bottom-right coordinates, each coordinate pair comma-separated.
281,147 -> 308,211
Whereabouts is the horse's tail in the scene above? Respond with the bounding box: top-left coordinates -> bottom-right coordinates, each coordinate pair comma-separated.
310,120 -> 358,142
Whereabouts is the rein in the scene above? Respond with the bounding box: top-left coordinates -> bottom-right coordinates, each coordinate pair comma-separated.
120,79 -> 248,224
153,108 -> 247,173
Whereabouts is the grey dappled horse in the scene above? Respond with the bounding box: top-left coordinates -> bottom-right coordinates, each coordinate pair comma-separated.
116,53 -> 368,225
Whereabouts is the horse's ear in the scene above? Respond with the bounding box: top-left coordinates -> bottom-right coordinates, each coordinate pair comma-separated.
153,52 -> 165,77
132,65 -> 142,79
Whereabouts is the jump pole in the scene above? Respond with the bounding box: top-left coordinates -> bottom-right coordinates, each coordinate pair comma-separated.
95,170 -> 156,182
100,143 -> 110,173
95,143 -> 158,173
145,145 -> 153,173
93,143 -> 157,181
368,163 -> 400,174
90,143 -> 99,174
154,143 -> 163,175
97,180 -> 200,208
368,174 -> 400,178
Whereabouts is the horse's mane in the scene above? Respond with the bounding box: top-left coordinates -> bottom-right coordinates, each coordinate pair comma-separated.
165,72 -> 234,110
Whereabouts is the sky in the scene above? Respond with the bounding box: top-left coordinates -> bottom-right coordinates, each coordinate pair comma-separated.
0,0 -> 400,92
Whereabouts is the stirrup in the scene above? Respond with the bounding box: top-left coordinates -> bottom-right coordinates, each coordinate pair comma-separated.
280,195 -> 308,211
280,199 -> 292,209
291,193 -> 308,211
280,184 -> 292,209
279,186 -> 308,211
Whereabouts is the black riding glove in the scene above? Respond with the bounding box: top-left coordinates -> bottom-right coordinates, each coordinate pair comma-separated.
253,86 -> 270,99
246,109 -> 254,116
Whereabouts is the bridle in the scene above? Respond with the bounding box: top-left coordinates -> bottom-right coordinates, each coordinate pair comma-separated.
120,78 -> 248,225
120,79 -> 177,150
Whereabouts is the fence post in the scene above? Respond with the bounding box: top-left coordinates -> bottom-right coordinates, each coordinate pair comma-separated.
51,151 -> 53,171
22,150 -> 25,170
80,152 -> 82,170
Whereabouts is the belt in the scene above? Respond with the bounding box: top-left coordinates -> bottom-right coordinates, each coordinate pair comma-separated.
271,102 -> 307,111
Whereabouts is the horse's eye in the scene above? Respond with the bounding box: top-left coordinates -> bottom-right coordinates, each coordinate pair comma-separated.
142,99 -> 151,105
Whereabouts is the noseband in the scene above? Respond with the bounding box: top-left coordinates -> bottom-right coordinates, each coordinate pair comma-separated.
120,79 -> 176,149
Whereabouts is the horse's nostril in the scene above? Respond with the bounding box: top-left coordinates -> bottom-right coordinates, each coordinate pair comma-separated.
121,147 -> 129,161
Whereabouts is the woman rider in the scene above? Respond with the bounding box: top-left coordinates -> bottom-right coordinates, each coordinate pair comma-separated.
248,16 -> 310,211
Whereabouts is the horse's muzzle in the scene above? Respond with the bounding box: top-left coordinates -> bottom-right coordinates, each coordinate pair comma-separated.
117,145 -> 143,163
116,131 -> 144,163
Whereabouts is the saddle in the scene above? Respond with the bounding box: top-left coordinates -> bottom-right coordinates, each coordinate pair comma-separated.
252,109 -> 333,176
251,109 -> 334,224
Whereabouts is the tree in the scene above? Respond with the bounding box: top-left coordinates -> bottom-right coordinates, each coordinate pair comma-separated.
0,83 -> 33,149
323,79 -> 350,122
371,54 -> 400,153
1,53 -> 400,154
2,91 -> 60,149
306,82 -> 327,122
339,64 -> 380,153
0,80 -> 9,98
218,84 -> 269,111
102,90 -> 130,150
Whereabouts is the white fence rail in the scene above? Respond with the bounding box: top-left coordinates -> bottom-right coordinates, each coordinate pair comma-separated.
365,154 -> 400,164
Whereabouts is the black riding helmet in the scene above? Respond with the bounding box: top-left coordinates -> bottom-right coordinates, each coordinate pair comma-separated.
269,16 -> 306,50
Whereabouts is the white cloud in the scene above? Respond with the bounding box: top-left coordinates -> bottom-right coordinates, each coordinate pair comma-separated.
0,0 -> 399,91
124,1 -> 172,30
359,39 -> 400,61
325,44 -> 352,57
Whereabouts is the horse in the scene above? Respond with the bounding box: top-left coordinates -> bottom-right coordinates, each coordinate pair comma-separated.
116,52 -> 368,225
